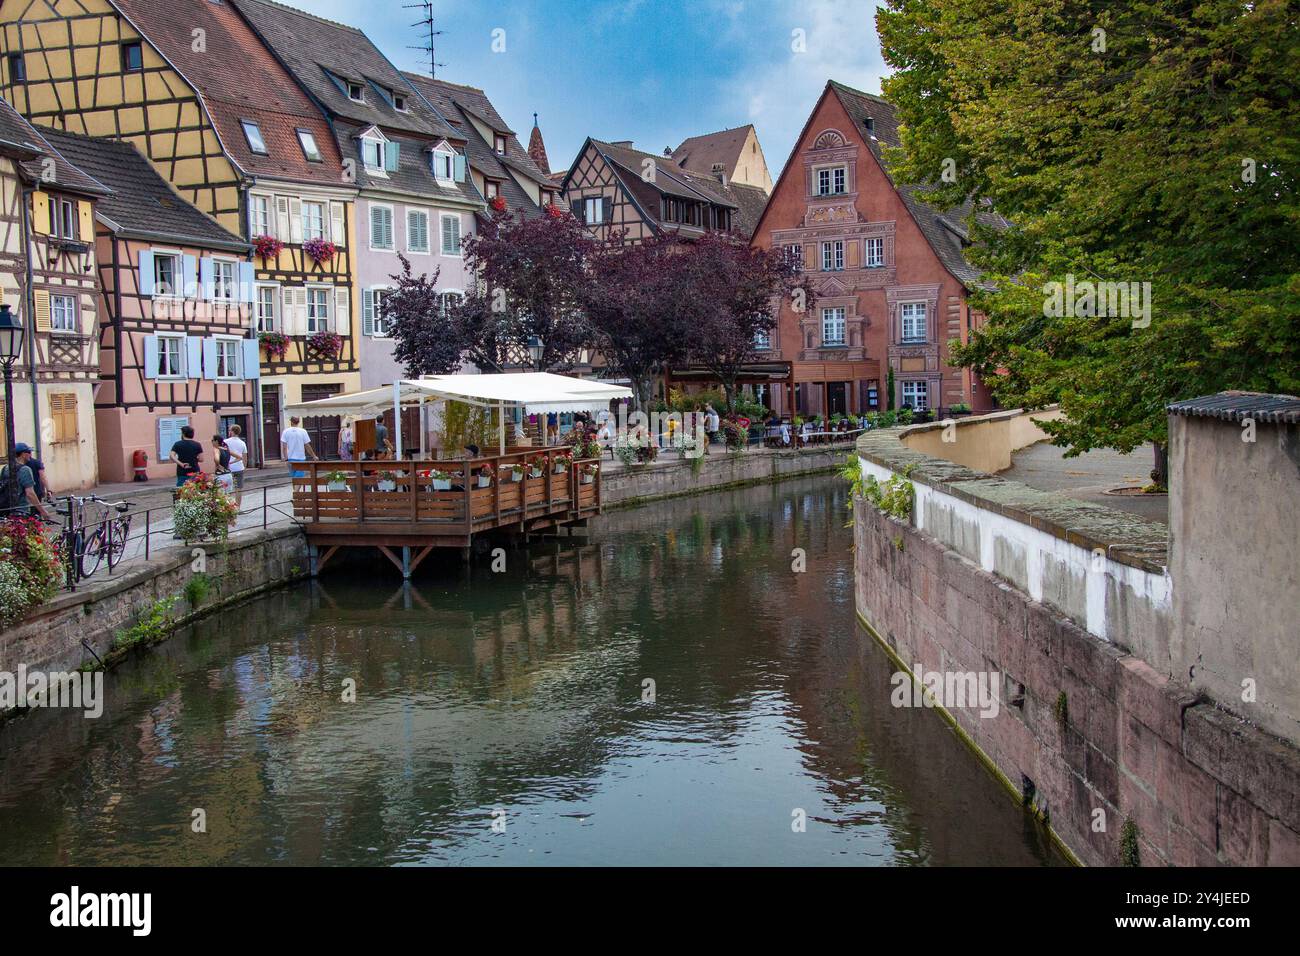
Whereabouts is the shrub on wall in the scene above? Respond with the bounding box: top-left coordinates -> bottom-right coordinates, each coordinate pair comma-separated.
0,516 -> 63,626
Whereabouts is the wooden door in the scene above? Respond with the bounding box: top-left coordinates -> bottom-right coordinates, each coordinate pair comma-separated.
261,385 -> 281,460
301,384 -> 342,460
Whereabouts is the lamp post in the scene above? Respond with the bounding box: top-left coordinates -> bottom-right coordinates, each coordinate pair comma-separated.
0,303 -> 24,511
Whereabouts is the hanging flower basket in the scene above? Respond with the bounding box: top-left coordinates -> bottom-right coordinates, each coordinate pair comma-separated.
580,463 -> 598,485
489,195 -> 507,213
527,454 -> 547,478
253,234 -> 284,261
477,463 -> 494,488
544,202 -> 565,219
303,237 -> 337,265
508,464 -> 524,482
258,330 -> 290,359
307,331 -> 343,360
553,452 -> 573,473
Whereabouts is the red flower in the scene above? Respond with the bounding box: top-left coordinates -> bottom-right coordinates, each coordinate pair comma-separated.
490,195 -> 507,212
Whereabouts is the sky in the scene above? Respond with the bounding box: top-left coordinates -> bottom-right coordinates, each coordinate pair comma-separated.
287,0 -> 889,181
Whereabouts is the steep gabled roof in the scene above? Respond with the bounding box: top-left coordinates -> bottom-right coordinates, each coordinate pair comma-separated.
0,98 -> 107,196
671,125 -> 752,179
230,0 -> 459,141
38,127 -> 246,251
112,0 -> 345,185
328,120 -> 480,205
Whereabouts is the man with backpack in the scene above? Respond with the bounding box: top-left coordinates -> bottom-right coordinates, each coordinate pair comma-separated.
1,443 -> 53,520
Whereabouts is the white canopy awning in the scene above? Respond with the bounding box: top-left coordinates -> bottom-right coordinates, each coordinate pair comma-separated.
281,372 -> 633,455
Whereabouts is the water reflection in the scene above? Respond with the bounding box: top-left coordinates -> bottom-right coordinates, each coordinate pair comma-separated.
0,476 -> 1062,866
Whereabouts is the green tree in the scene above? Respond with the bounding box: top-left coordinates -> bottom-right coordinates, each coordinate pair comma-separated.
878,0 -> 1300,481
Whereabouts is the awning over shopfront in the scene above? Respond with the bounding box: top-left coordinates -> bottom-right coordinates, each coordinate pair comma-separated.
283,373 -> 633,455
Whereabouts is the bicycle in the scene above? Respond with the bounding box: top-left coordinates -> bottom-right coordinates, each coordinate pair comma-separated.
58,495 -> 136,579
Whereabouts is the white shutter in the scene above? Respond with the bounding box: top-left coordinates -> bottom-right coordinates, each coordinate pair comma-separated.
282,287 -> 306,336
330,201 -> 345,245
363,288 -> 375,336
334,287 -> 350,336
274,196 -> 291,240
289,197 -> 303,243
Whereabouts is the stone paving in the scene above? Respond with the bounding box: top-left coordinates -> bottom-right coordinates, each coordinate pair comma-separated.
1000,441 -> 1168,524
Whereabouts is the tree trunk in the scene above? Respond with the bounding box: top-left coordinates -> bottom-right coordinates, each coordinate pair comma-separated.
1151,441 -> 1168,488
722,378 -> 736,413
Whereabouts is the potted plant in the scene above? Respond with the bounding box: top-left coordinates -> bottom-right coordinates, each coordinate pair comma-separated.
258,330 -> 289,360
527,454 -> 546,478
508,463 -> 524,482
0,516 -> 63,628
553,451 -> 573,473
172,473 -> 239,543
307,330 -> 343,360
427,469 -> 451,492
477,463 -> 494,488
324,469 -> 349,491
252,234 -> 284,261
948,402 -> 972,417
377,470 -> 399,492
303,236 -> 337,265
580,463 -> 598,485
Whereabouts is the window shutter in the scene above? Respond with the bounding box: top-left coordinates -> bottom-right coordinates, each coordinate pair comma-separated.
199,257 -> 214,300
185,336 -> 202,378
803,243 -> 813,271
49,393 -> 78,442
384,140 -> 400,172
137,250 -> 155,296
453,154 -> 466,182
182,255 -> 198,298
289,197 -> 303,243
241,338 -> 261,380
31,192 -> 49,235
334,287 -> 351,336
77,201 -> 93,240
33,290 -> 50,331
202,337 -> 218,379
846,241 -> 859,269
275,196 -> 291,240
330,201 -> 345,245
238,262 -> 255,303
143,334 -> 159,379
363,288 -> 375,336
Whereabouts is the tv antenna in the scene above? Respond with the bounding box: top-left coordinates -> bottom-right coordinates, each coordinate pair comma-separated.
405,0 -> 444,78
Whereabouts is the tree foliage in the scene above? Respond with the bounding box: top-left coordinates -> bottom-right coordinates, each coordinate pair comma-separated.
382,254 -> 460,378
878,0 -> 1300,472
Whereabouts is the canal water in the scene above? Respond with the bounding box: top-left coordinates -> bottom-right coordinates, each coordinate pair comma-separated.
0,475 -> 1063,865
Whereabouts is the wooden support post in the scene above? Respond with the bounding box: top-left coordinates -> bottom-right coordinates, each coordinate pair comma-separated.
401,545 -> 412,580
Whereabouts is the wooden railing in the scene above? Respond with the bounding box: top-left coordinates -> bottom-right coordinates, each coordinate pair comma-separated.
291,447 -> 602,534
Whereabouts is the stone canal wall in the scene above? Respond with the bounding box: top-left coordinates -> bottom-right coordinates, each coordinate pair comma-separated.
853,413 -> 1300,866
601,444 -> 844,507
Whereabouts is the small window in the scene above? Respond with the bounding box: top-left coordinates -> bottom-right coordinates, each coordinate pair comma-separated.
154,253 -> 181,297
494,134 -> 507,156
440,214 -> 461,256
484,181 -> 499,200
817,166 -> 847,196
432,149 -> 454,182
212,259 -> 237,302
785,245 -> 803,271
121,41 -> 143,73
306,287 -> 331,333
241,120 -> 267,155
393,94 -> 407,112
52,198 -> 77,239
347,82 -> 365,102
754,328 -> 771,351
584,197 -> 603,225
249,194 -> 271,236
369,205 -> 394,250
157,333 -> 185,378
50,294 -> 78,332
822,307 -> 846,346
902,381 -> 929,411
297,129 -> 322,162
821,240 -> 844,271
215,338 -> 240,380
865,237 -> 884,268
901,302 -> 927,342
438,291 -> 462,317
362,136 -> 384,171
7,53 -> 24,83
541,190 -> 552,206
255,284 -> 278,332
370,288 -> 390,336
301,201 -> 326,241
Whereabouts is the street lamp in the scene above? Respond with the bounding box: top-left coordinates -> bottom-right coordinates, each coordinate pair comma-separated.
0,303 -> 24,512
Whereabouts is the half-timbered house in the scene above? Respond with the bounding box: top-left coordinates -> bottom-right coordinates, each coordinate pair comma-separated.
560,137 -> 769,244
1,0 -> 362,462
39,128 -> 259,483
0,98 -> 106,491
750,81 -> 1003,418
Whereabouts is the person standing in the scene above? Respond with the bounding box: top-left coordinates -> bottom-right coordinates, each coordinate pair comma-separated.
224,424 -> 248,508
339,418 -> 355,460
280,417 -> 317,478
169,425 -> 203,486
211,435 -> 233,494
373,417 -> 392,459
1,443 -> 52,520
704,404 -> 720,454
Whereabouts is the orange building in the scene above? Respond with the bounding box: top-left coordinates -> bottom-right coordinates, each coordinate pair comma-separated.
751,81 -> 1001,418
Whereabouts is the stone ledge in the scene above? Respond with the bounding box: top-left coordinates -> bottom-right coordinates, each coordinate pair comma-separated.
856,424 -> 1169,573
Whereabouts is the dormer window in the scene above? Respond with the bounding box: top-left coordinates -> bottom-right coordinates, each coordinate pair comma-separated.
494,134 -> 507,156
432,147 -> 454,182
393,94 -> 407,112
484,181 -> 499,200
241,120 -> 267,155
347,81 -> 365,103
362,135 -> 385,172
297,129 -> 322,162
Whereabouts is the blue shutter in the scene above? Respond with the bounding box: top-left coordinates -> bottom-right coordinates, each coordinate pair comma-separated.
138,250 -> 155,296
453,154 -> 466,182
183,255 -> 198,298
238,262 -> 255,303
241,338 -> 260,379
384,141 -> 400,172
143,334 -> 158,379
202,337 -> 218,379
363,288 -> 375,336
199,257 -> 214,300
185,336 -> 202,379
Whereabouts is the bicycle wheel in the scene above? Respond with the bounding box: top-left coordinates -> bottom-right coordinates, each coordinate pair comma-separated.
81,528 -> 106,577
109,516 -> 130,562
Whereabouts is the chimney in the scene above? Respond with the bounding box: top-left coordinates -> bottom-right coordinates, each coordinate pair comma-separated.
711,161 -> 728,186
611,140 -> 633,148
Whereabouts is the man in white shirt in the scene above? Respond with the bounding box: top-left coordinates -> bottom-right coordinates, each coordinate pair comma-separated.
280,416 -> 318,478
224,424 -> 248,507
